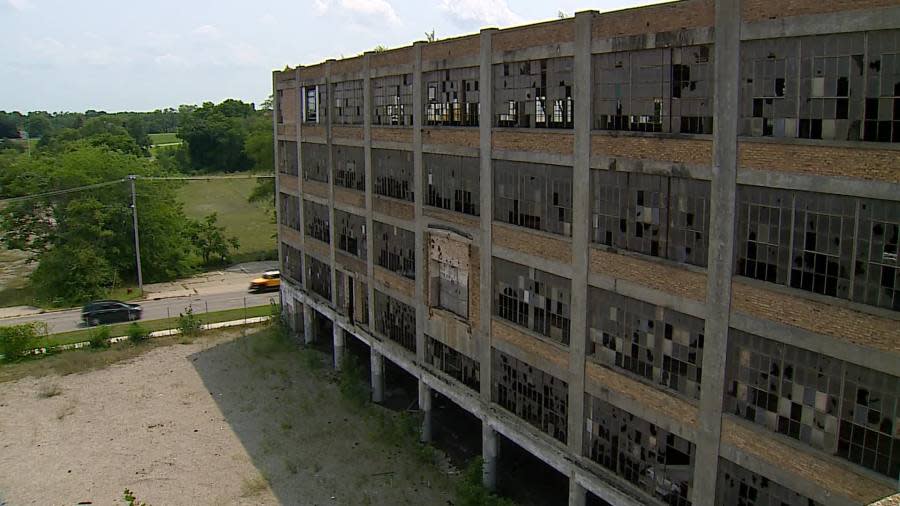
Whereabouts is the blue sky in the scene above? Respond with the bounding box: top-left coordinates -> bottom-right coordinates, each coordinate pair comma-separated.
1,0 -> 666,112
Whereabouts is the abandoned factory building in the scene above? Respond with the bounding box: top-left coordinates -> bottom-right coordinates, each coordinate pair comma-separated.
272,0 -> 900,504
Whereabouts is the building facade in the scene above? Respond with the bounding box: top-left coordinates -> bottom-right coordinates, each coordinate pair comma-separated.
273,1 -> 900,504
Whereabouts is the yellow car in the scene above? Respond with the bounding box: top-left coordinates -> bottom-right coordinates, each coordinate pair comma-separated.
249,270 -> 281,293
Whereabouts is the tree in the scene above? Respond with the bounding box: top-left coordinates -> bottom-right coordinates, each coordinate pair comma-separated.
177,100 -> 257,173
186,213 -> 240,266
0,113 -> 20,138
25,113 -> 53,138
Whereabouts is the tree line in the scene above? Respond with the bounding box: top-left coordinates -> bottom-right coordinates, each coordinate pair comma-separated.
0,98 -> 275,306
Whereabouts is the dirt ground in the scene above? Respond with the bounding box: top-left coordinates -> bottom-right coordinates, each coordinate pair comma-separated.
0,328 -> 459,505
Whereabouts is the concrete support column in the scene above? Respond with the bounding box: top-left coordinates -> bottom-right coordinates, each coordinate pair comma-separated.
325,60 -> 338,308
478,27 -> 497,404
412,42 -> 426,362
362,54 -> 377,330
693,1 -> 741,504
303,303 -> 314,344
568,477 -> 587,506
370,348 -> 384,403
418,380 -> 432,443
333,323 -> 344,370
482,422 -> 498,491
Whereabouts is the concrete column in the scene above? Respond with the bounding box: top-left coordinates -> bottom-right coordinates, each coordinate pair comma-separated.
303,303 -> 314,344
568,477 -> 587,506
567,9 -> 595,456
325,60 -> 339,308
412,42 -> 426,362
418,380 -> 432,443
362,54 -> 377,330
478,27 -> 497,404
482,422 -> 498,491
333,322 -> 344,370
693,0 -> 741,504
370,348 -> 384,403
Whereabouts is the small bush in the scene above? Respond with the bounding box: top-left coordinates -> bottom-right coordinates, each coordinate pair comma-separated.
339,354 -> 368,406
123,488 -> 150,506
455,458 -> 516,506
127,323 -> 149,344
178,306 -> 202,337
88,325 -> 110,349
0,322 -> 48,361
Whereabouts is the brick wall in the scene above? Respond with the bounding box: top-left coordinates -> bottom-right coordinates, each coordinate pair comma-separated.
422,35 -> 480,62
493,223 -> 572,265
334,186 -> 366,209
277,124 -> 297,138
333,126 -> 364,141
280,225 -> 302,249
304,236 -> 331,261
336,250 -> 366,276
423,128 -> 480,150
299,64 -> 326,81
494,130 -> 573,155
424,207 -> 480,231
589,249 -> 706,300
592,0 -> 713,39
373,196 -> 414,221
372,46 -> 413,68
591,134 -> 712,166
300,125 -> 326,141
374,266 -> 415,299
738,142 -> 900,183
278,174 -> 300,195
331,55 -> 363,76
372,127 -> 413,144
722,418 -> 893,504
741,0 -> 899,21
492,319 -> 569,378
493,19 -> 574,53
427,311 -> 477,359
280,87 -> 297,124
470,245 -> 481,330
303,180 -> 329,200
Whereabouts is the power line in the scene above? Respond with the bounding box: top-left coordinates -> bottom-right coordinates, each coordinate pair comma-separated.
0,179 -> 126,205
141,174 -> 274,181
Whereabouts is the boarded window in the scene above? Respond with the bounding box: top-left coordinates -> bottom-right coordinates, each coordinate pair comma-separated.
428,233 -> 469,319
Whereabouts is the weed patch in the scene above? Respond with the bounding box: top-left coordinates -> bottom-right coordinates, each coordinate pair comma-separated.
36,382 -> 62,398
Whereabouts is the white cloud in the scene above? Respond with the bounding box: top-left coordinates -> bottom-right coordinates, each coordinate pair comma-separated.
313,0 -> 399,25
439,0 -> 522,28
7,0 -> 33,11
192,24 -> 220,38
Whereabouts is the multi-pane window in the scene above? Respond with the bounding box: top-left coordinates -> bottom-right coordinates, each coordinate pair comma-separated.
494,257 -> 571,346
333,144 -> 365,191
425,335 -> 480,392
855,199 -> 900,310
373,148 -> 414,201
374,221 -> 415,279
428,234 -> 469,319
279,193 -> 301,231
590,171 -> 710,267
277,141 -> 298,176
301,142 -> 329,183
333,79 -> 364,125
588,288 -> 705,400
740,38 -> 799,138
335,209 -> 366,259
865,31 -> 900,142
493,349 -> 568,443
373,74 -> 413,126
594,46 -> 713,134
725,330 -> 900,478
493,58 -> 573,128
736,186 -> 793,284
374,290 -> 416,352
584,394 -> 695,506
281,242 -> 302,283
798,33 -> 865,140
305,254 -> 332,301
425,67 -> 479,126
302,85 -> 322,123
424,153 -> 480,216
789,192 -> 854,299
717,459 -> 823,506
494,160 -> 572,236
304,200 -> 330,244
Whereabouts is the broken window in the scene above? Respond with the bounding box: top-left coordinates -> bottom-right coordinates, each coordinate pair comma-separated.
374,290 -> 416,352
588,288 -> 705,400
584,394 -> 695,506
278,193 -> 301,232
425,67 -> 479,126
373,148 -> 414,202
303,85 -> 322,123
305,254 -> 332,301
493,57 -> 573,128
374,221 -> 415,280
304,200 -> 330,244
854,199 -> 900,310
493,349 -> 568,443
425,335 -> 480,392
335,209 -> 366,259
736,186 -> 793,284
590,170 -> 710,267
864,31 -> 900,142
799,33 -> 865,140
494,160 -> 572,237
428,233 -> 469,319
424,153 -> 480,216
333,144 -> 365,192
373,74 -> 413,126
275,89 -> 284,124
333,79 -> 364,125
281,242 -> 302,283
717,459 -> 823,506
724,330 -> 900,478
493,257 -> 571,346
789,192 -> 854,299
301,142 -> 329,183
277,141 -> 298,176
740,38 -> 798,137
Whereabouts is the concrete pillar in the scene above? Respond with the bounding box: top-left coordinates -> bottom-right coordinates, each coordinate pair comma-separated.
303,303 -> 314,344
478,27 -> 497,403
482,422 -> 498,491
418,380 -> 432,443
362,53 -> 377,330
370,348 -> 384,403
693,0 -> 741,504
332,323 -> 344,370
568,477 -> 587,506
412,42 -> 426,362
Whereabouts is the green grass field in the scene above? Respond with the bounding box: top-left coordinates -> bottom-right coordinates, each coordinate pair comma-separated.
175,177 -> 276,263
148,132 -> 179,145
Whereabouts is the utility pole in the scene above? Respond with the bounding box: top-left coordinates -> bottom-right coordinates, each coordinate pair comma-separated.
129,175 -> 143,292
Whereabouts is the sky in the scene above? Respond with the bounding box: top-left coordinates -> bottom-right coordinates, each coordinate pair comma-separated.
1,0 -> 668,113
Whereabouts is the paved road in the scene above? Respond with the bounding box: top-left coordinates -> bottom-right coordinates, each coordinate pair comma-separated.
0,289 -> 280,334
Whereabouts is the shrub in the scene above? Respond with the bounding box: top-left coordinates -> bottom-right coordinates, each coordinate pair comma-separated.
0,322 -> 48,361
127,322 -> 149,344
455,458 -> 516,506
178,306 -> 202,337
339,354 -> 368,406
89,325 -> 110,349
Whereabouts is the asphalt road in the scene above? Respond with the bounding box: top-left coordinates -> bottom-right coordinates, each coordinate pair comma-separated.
0,289 -> 280,334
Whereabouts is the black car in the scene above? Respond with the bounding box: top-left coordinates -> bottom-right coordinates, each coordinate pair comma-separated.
81,300 -> 143,326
